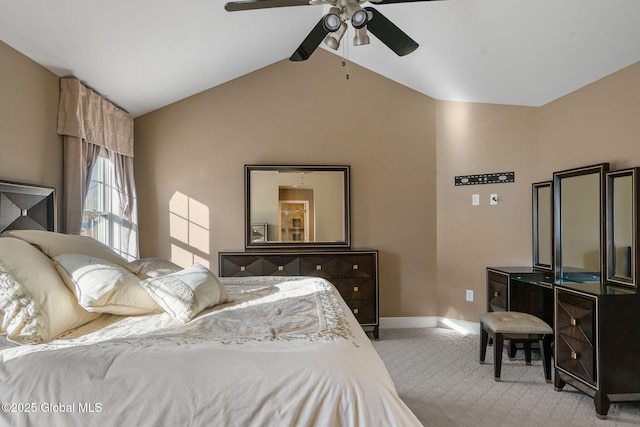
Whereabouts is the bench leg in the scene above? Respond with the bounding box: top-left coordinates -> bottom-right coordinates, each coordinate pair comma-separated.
508,341 -> 518,359
493,333 -> 504,381
524,341 -> 532,365
540,334 -> 552,383
479,323 -> 488,363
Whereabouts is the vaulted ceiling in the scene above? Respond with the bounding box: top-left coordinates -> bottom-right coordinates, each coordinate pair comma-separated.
1,0 -> 639,117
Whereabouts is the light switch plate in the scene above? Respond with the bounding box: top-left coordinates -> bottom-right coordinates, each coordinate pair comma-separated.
490,194 -> 498,205
466,290 -> 474,302
472,194 -> 480,206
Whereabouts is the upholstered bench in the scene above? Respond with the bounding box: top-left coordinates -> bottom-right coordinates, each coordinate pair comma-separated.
479,311 -> 553,383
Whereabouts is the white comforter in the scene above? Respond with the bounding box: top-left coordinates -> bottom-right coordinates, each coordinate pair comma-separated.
0,276 -> 421,427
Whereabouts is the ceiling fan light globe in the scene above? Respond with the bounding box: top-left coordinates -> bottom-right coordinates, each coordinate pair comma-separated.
354,27 -> 370,46
354,34 -> 370,46
323,13 -> 341,32
323,22 -> 347,50
324,35 -> 340,50
351,9 -> 368,29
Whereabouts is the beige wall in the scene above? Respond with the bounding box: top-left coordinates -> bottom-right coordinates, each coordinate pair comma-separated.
436,61 -> 640,322
0,41 -> 62,229
436,102 -> 539,321
4,35 -> 639,322
136,48 -> 640,321
538,61 -> 640,176
134,49 -> 438,317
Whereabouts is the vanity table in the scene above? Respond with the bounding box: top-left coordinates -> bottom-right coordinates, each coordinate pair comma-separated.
491,163 -> 640,418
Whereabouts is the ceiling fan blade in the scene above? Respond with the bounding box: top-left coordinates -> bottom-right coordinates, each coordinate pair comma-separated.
225,0 -> 311,12
290,19 -> 328,61
364,7 -> 419,56
368,0 -> 444,4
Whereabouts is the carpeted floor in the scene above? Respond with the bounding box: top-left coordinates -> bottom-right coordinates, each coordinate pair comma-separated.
372,327 -> 640,427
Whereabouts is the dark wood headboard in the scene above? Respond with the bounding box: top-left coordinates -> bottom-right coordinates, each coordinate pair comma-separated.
0,181 -> 56,233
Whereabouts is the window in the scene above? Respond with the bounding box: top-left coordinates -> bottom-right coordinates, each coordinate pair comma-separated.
82,156 -> 113,248
81,153 -> 138,261
80,155 -> 136,260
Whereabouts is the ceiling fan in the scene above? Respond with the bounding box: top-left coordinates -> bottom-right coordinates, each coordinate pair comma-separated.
224,0 -> 442,61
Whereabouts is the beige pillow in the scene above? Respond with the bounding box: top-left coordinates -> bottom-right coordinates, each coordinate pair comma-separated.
125,258 -> 183,280
54,254 -> 162,316
3,230 -> 128,267
0,237 -> 100,344
140,263 -> 231,323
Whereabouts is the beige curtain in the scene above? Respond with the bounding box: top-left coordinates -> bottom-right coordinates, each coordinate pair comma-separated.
61,136 -> 102,234
57,78 -> 134,157
57,78 -> 138,258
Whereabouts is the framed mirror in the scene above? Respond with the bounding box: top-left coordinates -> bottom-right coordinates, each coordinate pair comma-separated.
533,181 -> 553,270
245,165 -> 350,249
605,168 -> 639,288
553,163 -> 609,281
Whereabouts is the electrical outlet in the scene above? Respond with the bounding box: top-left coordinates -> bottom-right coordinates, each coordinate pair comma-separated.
472,194 -> 480,206
466,289 -> 474,302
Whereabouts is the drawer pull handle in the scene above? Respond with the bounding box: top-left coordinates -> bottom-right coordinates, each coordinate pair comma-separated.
354,286 -> 359,292
316,265 -> 322,271
240,266 -> 246,272
353,264 -> 359,270
353,308 -> 359,314
570,318 -> 579,326
278,266 -> 284,271
570,351 -> 579,360
494,291 -> 500,297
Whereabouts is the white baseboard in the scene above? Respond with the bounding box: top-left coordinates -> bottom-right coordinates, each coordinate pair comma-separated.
380,316 -> 480,335
379,316 -> 438,329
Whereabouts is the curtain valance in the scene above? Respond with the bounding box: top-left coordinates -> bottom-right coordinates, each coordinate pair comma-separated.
57,78 -> 134,157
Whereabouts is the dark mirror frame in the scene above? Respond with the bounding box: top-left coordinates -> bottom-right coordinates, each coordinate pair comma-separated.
605,167 -> 640,288
532,181 -> 553,271
245,165 -> 351,250
553,163 -> 609,281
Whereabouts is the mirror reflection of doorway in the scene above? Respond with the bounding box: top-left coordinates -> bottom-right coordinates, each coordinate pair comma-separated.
278,187 -> 314,242
279,201 -> 308,242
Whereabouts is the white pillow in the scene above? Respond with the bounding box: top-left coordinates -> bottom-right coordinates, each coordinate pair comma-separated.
125,258 -> 182,280
53,254 -> 162,316
0,237 -> 99,344
3,230 -> 129,267
140,263 -> 231,323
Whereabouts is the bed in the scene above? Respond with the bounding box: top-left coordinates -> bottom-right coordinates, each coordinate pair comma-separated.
0,183 -> 420,427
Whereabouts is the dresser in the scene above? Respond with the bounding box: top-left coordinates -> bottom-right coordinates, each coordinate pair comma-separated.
219,250 -> 379,339
554,282 -> 640,418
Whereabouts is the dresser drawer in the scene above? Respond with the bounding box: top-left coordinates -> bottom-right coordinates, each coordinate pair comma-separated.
258,255 -> 300,276
332,278 -> 376,300
487,270 -> 508,311
220,255 -> 300,276
556,289 -> 597,386
220,255 -> 263,276
299,255 -> 339,278
336,255 -> 376,279
345,298 -> 376,324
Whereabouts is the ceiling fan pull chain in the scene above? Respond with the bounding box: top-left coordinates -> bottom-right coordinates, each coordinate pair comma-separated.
342,28 -> 350,80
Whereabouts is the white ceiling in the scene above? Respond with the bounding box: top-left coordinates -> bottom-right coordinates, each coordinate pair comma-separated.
1,0 -> 639,117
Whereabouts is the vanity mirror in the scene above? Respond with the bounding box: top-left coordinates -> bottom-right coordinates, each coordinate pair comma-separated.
245,165 -> 350,249
533,181 -> 553,270
553,163 -> 609,281
605,168 -> 639,288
